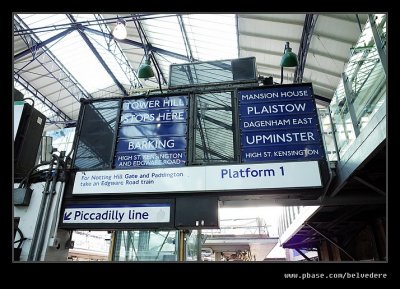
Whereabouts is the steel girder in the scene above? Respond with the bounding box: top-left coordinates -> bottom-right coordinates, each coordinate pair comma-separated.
294,14 -> 318,84
14,16 -> 92,103
67,14 -> 128,96
14,74 -> 71,122
93,14 -> 143,91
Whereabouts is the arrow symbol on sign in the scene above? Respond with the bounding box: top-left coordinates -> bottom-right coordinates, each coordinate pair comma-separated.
64,212 -> 72,221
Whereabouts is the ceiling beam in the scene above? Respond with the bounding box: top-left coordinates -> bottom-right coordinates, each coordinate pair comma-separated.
177,15 -> 194,62
242,46 -> 282,57
14,26 -> 75,62
201,114 -> 232,130
295,14 -> 318,83
307,48 -> 348,64
14,74 -> 71,122
81,25 -> 194,63
132,15 -> 167,86
239,30 -> 299,45
93,13 -> 143,89
67,14 -> 128,96
304,64 -> 340,78
195,144 -> 233,161
13,14 -> 178,36
14,16 -> 93,101
239,14 -> 304,27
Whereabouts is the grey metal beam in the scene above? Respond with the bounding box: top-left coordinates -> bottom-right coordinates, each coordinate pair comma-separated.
303,63 -> 338,78
239,31 -> 299,45
81,24 -> 194,63
242,45 -> 348,64
132,16 -> 167,85
355,14 -> 363,32
235,14 -> 240,58
14,14 -> 178,36
342,72 -> 361,137
368,14 -> 387,77
241,47 -> 283,57
295,14 -> 318,83
14,74 -> 71,122
93,14 -> 143,90
313,31 -> 355,46
324,206 -> 364,230
177,15 -> 194,62
331,101 -> 386,197
201,114 -> 232,130
307,48 -> 349,64
238,14 -> 305,27
323,14 -> 366,25
304,222 -> 355,261
15,16 -> 93,101
195,144 -> 232,161
294,248 -> 312,261
67,15 -> 128,96
353,176 -> 385,196
14,26 -> 75,61
34,58 -> 81,102
196,116 -> 210,161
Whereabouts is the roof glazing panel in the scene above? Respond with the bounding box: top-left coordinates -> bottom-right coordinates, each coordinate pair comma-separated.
182,14 -> 238,60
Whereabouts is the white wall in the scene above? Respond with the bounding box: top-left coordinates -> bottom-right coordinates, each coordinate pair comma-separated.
14,181 -> 66,261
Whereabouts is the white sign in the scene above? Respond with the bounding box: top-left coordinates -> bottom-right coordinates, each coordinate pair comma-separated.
63,205 -> 170,224
14,102 -> 24,140
73,161 -> 321,195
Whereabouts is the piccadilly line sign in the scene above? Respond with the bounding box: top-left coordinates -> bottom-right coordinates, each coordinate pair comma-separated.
238,85 -> 326,162
62,204 -> 171,224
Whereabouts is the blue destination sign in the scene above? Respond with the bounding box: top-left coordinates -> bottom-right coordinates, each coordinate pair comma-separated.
242,144 -> 324,162
240,114 -> 318,130
239,85 -> 325,162
115,95 -> 188,168
239,86 -> 313,103
241,128 -> 322,147
122,95 -> 188,112
118,123 -> 187,139
115,151 -> 186,168
120,109 -> 187,125
239,99 -> 316,117
116,136 -> 187,152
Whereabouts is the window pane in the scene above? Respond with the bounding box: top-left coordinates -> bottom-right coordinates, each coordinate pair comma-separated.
194,91 -> 235,164
74,100 -> 119,170
169,58 -> 256,87
113,230 -> 178,261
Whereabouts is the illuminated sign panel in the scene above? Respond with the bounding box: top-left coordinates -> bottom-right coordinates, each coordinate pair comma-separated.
114,95 -> 188,168
239,85 -> 325,162
72,161 -> 322,195
62,204 -> 171,224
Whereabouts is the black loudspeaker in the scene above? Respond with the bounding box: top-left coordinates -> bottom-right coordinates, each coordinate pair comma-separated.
231,57 -> 257,81
14,103 -> 46,181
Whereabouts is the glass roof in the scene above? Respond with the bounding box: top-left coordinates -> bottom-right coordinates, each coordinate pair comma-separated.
182,14 -> 238,60
18,14 -> 136,95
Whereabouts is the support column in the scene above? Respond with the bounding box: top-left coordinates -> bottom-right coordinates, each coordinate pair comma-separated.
330,238 -> 341,261
372,218 -> 386,260
319,240 -> 330,261
44,229 -> 70,261
178,230 -> 185,261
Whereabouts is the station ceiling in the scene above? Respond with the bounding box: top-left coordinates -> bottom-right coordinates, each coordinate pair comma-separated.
13,13 -> 369,130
